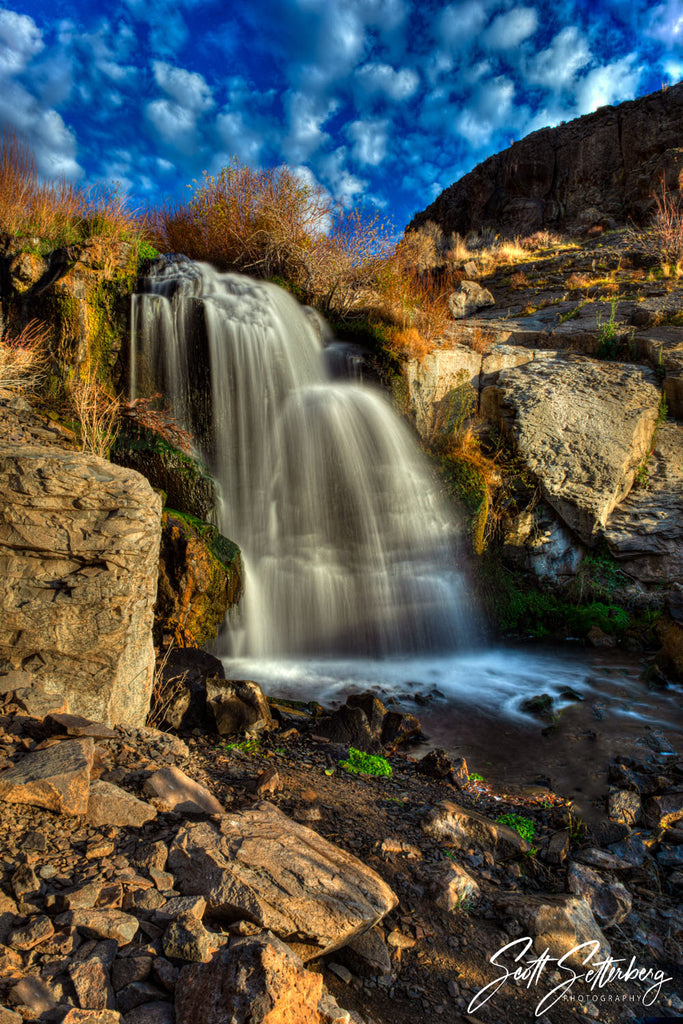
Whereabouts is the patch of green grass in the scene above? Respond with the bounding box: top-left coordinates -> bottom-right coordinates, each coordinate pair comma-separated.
468,773 -> 484,782
497,813 -> 536,844
219,737 -> 261,755
339,747 -> 393,778
137,240 -> 160,263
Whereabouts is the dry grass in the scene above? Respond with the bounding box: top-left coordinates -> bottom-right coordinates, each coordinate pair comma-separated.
0,319 -> 49,391
146,642 -> 189,730
508,271 -> 528,290
0,129 -> 147,251
390,327 -> 434,361
566,272 -> 591,289
121,395 -> 195,457
67,366 -> 121,458
466,326 -> 495,354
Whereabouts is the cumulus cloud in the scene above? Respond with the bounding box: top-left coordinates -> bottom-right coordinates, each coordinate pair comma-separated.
438,1 -> 488,49
574,55 -> 643,113
152,61 -> 214,113
0,9 -> 43,75
524,26 -> 591,91
318,146 -> 367,205
483,6 -> 538,50
145,62 -> 214,156
646,0 -> 683,44
355,62 -> 419,101
347,118 -> 389,165
455,76 -> 517,148
283,89 -> 337,162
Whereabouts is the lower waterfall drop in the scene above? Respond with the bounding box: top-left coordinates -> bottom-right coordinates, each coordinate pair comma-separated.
132,255 -> 476,657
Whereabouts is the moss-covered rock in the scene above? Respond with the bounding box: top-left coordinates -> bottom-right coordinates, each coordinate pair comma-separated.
156,510 -> 242,648
113,430 -> 218,522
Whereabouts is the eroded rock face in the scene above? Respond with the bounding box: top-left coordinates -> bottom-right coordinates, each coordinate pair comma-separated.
487,357 -> 661,543
408,81 -> 683,237
168,802 -> 398,959
0,443 -> 161,726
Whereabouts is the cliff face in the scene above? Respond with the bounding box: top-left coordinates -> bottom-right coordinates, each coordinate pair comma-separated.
408,83 -> 683,237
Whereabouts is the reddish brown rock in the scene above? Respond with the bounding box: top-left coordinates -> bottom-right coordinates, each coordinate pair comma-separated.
86,781 -> 156,828
68,909 -> 139,947
143,766 -> 224,815
422,800 -> 531,856
0,738 -> 94,816
175,934 -> 323,1024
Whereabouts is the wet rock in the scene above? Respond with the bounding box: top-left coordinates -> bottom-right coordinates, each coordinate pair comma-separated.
143,766 -> 224,815
346,693 -> 387,738
68,910 -> 139,947
168,802 -> 397,959
0,737 -> 94,815
567,862 -> 632,928
449,280 -> 495,319
422,800 -> 532,856
644,792 -> 683,830
608,788 -> 642,825
316,706 -> 378,753
380,710 -> 422,747
608,761 -> 641,791
495,893 -> 610,967
206,678 -> 272,737
162,913 -> 215,963
432,861 -> 480,912
520,694 -> 554,718
175,934 -> 323,1024
87,781 -> 157,828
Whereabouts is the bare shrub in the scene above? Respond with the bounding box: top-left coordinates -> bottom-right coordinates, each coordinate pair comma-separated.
146,642 -> 189,730
391,327 -> 434,361
68,367 -> 120,458
520,230 -> 564,250
466,327 -> 495,354
509,271 -> 528,290
650,180 -> 683,265
0,319 -> 49,391
121,395 -> 194,456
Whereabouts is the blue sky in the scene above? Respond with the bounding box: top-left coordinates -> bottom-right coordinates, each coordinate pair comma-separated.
2,0 -> 683,228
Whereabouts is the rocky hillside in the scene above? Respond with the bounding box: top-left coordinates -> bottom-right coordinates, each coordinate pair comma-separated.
408,82 -> 683,237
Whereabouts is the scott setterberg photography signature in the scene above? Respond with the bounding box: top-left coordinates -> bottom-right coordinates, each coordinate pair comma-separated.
468,937 -> 673,1016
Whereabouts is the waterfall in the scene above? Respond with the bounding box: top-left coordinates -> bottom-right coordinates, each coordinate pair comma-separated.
132,255 -> 475,657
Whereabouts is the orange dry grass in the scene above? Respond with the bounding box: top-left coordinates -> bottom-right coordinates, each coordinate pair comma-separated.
0,319 -> 49,391
67,366 -> 120,458
391,327 -> 434,361
0,129 -> 144,248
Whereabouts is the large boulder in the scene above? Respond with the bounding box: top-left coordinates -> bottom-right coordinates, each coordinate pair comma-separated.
0,737 -> 94,816
0,443 -> 161,726
168,802 -> 397,960
494,893 -> 610,968
404,346 -> 480,439
485,356 -> 661,543
448,280 -> 495,319
206,678 -> 272,737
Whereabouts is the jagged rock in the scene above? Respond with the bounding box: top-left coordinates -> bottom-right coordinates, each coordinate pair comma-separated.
11,863 -> 40,900
253,767 -> 280,797
0,439 -> 161,727
380,710 -> 422,747
61,1012 -> 123,1024
345,693 -> 387,737
142,766 -> 224,816
0,894 -> 19,944
545,830 -> 570,866
408,81 -> 683,236
154,897 -> 206,925
500,502 -> 585,587
112,433 -> 218,522
488,357 -> 661,543
155,510 -> 242,648
12,685 -> 68,719
575,847 -> 632,871
132,842 -> 168,876
69,945 -> 117,1010
0,737 -> 94,816
162,913 -> 216,963
8,914 -> 54,950
168,802 -> 397,959
608,788 -> 641,825
335,925 -> 392,978
644,792 -> 683,829
449,280 -> 495,319
112,958 -> 153,992
316,706 -> 378,753
495,893 -> 610,967
432,861 -> 480,912
175,934 -> 323,1024
657,614 -> 683,681
206,678 -> 272,737
8,975 -> 57,1013
116,982 -> 166,1014
567,862 -> 632,928
0,1006 -> 22,1023
87,781 -> 157,828
67,910 -> 139,947
151,648 -> 223,732
45,714 -> 118,740
422,800 -> 532,856
119,1002 -> 174,1024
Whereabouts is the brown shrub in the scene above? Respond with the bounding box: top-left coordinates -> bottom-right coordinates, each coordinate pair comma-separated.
0,319 -> 49,391
508,271 -> 528,290
67,366 -> 120,459
391,327 -> 434,361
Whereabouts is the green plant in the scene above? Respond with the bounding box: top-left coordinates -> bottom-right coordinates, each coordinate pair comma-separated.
339,747 -> 393,778
596,297 -> 621,358
468,773 -> 484,782
219,736 -> 262,755
137,240 -> 160,263
497,813 -> 536,844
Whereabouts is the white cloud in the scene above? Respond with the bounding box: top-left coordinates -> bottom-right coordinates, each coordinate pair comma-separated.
355,62 -> 419,101
483,6 -> 538,49
0,10 -> 43,75
524,26 -> 591,91
438,2 -> 488,50
318,146 -> 367,206
574,55 -> 643,113
152,62 -> 213,113
216,110 -> 266,165
347,118 -> 389,165
283,89 -> 337,162
646,0 -> 683,44
455,76 -> 516,148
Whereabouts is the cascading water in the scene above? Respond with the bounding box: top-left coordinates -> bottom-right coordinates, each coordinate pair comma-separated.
131,255 -> 475,657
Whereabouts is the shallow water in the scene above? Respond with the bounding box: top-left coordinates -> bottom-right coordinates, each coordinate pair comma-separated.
222,643 -> 683,819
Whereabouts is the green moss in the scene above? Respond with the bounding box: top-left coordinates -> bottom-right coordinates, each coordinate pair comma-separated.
113,430 -> 218,521
339,747 -> 393,777
496,813 -> 536,844
438,455 -> 489,554
164,508 -> 240,574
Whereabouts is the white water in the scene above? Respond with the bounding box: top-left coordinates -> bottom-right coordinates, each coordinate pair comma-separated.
132,256 -> 475,657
